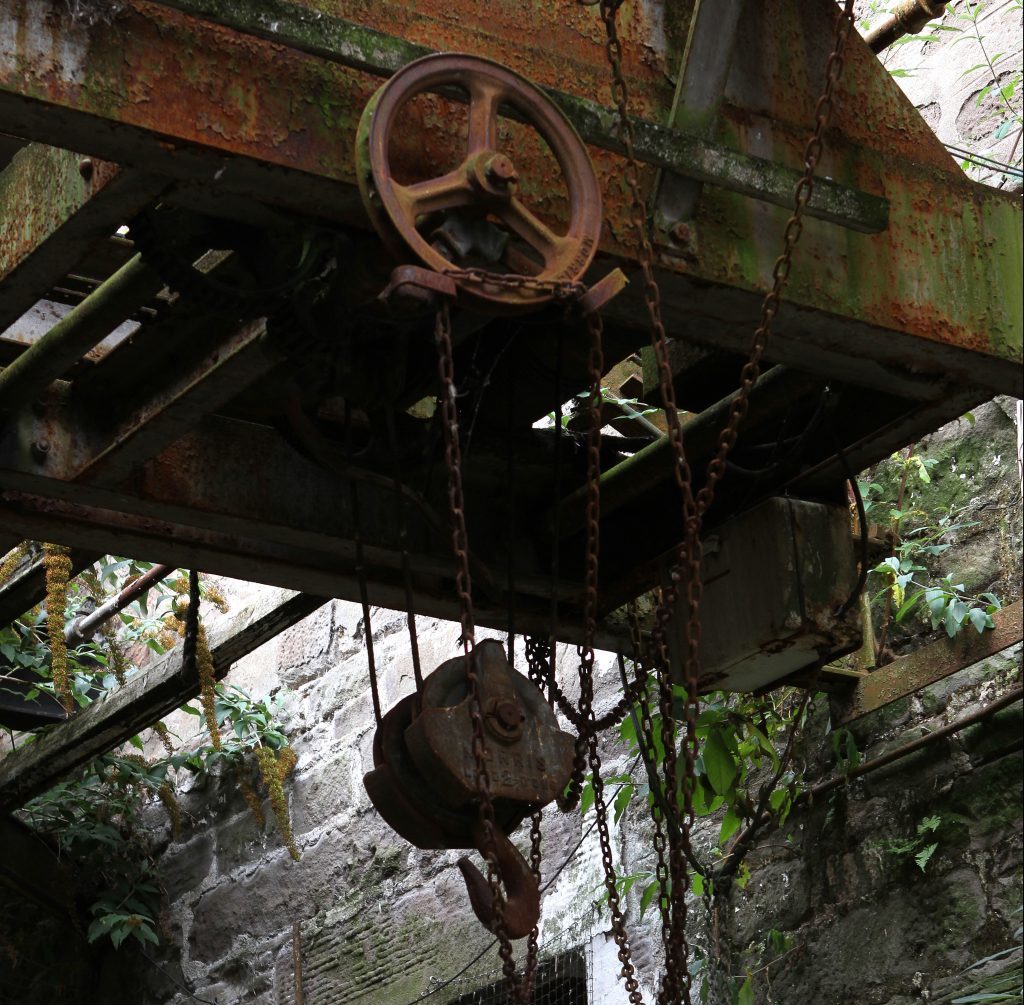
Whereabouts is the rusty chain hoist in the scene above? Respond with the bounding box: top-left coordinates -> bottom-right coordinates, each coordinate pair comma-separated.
357,3 -> 858,996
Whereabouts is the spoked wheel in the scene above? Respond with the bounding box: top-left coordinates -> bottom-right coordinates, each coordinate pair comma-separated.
356,53 -> 603,312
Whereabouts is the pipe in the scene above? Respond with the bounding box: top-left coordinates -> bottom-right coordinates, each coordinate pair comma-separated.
863,0 -> 947,54
719,684 -> 1023,876
65,564 -> 173,645
0,254 -> 163,419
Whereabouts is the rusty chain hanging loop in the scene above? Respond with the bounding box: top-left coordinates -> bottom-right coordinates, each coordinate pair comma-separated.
591,0 -> 858,1001
434,301 -> 527,994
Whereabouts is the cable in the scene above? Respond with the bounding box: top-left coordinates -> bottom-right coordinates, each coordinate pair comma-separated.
134,946 -> 220,1005
944,143 -> 1024,177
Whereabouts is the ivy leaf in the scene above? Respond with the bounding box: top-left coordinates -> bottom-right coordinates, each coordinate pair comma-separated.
639,879 -> 660,920
579,779 -> 595,816
719,807 -> 742,845
704,729 -> 738,796
613,783 -> 634,825
968,607 -> 992,634
737,975 -> 755,1005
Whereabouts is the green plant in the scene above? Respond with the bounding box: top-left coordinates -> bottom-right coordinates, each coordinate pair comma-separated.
876,814 -> 943,873
860,446 -> 1002,654
21,751 -> 172,949
6,554 -> 300,949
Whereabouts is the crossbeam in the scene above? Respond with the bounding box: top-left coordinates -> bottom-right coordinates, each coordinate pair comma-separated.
0,144 -> 166,333
0,588 -> 326,812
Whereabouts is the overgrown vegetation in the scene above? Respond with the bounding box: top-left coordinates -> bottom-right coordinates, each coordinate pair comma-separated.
0,546 -> 300,950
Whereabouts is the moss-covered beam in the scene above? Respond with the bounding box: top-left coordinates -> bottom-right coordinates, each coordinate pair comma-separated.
151,0 -> 887,232
833,599 -> 1023,723
0,145 -> 165,333
0,588 -> 326,812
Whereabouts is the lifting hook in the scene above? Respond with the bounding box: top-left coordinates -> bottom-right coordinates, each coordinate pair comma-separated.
456,821 -> 541,940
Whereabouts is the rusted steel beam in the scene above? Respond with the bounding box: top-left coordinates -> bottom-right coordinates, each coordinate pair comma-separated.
67,318 -> 283,485
0,588 -> 326,812
0,414 -> 453,581
0,1 -> 1018,393
151,0 -> 886,233
0,144 -> 165,333
833,599 -> 1024,723
653,0 -> 746,228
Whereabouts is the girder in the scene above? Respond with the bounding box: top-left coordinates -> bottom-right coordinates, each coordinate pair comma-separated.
0,0 -> 1019,668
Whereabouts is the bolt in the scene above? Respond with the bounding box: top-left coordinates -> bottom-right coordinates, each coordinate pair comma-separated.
78,158 -> 94,182
485,154 -> 518,187
493,699 -> 524,730
31,440 -> 50,463
670,221 -> 693,244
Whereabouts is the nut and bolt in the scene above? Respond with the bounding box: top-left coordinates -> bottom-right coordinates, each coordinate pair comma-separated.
485,154 -> 518,187
31,439 -> 50,463
78,158 -> 94,181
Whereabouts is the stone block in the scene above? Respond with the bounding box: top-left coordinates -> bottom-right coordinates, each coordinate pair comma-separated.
162,833 -> 215,902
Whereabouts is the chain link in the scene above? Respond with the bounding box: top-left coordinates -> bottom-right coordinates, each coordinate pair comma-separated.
445,266 -> 586,302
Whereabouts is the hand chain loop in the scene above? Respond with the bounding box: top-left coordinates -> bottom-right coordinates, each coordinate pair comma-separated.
593,0 -> 857,1000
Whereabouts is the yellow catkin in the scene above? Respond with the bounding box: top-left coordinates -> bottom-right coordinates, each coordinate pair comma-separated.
239,773 -> 265,829
158,781 -> 182,841
0,541 -> 30,585
42,543 -> 74,712
256,747 -> 300,862
152,720 -> 174,758
170,595 -> 220,750
105,629 -> 129,687
196,624 -> 220,750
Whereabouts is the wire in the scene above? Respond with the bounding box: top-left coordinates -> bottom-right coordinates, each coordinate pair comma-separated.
134,945 -> 220,1005
944,143 -> 1024,177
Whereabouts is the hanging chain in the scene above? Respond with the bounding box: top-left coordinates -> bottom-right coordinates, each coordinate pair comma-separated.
434,302 -> 525,994
594,0 -> 858,1000
575,308 -> 646,1003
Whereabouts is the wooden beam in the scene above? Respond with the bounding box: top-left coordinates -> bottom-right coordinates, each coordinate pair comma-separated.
0,588 -> 327,812
832,599 -> 1024,723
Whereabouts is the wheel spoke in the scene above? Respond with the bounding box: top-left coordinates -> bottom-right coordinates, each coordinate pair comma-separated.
497,198 -> 564,264
395,170 -> 473,218
467,80 -> 501,154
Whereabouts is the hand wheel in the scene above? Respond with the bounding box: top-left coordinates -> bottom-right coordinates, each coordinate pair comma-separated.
356,53 -> 602,312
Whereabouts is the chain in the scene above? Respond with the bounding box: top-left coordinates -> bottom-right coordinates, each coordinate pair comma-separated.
444,266 -> 585,302
575,308 -> 646,1003
595,0 -> 857,1000
434,302 -> 524,993
521,810 -> 544,1000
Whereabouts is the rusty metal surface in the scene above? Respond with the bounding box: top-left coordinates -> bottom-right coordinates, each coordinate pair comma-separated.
357,53 -> 602,311
0,144 -> 165,332
0,0 -> 1017,390
405,640 -> 575,808
834,599 -> 1024,723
